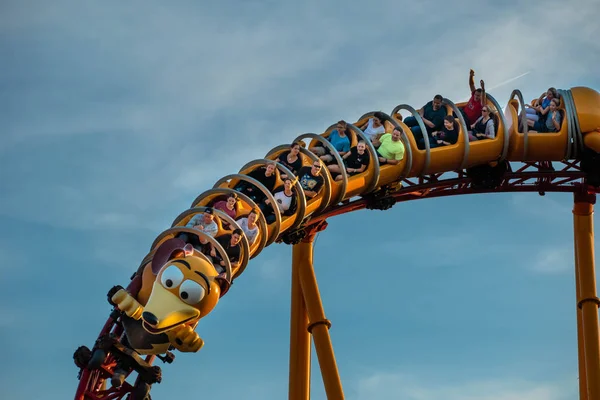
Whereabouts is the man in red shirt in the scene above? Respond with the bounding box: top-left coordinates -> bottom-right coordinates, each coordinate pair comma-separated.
459,69 -> 487,126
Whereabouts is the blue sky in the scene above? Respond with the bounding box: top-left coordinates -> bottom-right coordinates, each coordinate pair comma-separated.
2,0 -> 600,399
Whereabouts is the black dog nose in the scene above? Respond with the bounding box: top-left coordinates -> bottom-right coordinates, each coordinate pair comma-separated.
142,312 -> 159,326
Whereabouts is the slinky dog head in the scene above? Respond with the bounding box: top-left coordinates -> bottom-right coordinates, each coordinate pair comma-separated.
140,239 -> 229,335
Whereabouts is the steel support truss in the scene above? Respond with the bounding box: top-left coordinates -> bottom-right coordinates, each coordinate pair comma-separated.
308,160 -> 593,224
291,160 -> 600,400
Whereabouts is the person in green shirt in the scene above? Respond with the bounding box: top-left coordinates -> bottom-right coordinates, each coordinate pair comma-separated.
372,128 -> 405,165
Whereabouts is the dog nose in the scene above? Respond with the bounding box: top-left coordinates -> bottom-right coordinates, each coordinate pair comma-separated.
142,311 -> 159,326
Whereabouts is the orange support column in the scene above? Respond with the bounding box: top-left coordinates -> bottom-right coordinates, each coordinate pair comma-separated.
289,244 -> 311,400
294,222 -> 345,400
574,235 -> 588,400
573,191 -> 600,400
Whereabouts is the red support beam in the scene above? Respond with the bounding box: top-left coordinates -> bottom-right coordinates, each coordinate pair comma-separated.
306,163 -> 596,227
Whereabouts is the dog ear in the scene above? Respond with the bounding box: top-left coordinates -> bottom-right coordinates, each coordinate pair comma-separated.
151,238 -> 187,275
215,273 -> 231,298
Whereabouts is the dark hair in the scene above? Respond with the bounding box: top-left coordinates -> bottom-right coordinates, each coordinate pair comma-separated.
373,111 -> 385,121
434,94 -> 443,101
232,228 -> 243,236
227,193 -> 238,200
336,120 -> 348,135
475,88 -> 483,94
290,142 -> 301,149
249,208 -> 258,215
444,115 -> 455,123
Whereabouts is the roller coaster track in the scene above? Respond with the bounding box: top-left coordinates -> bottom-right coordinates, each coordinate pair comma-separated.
73,85 -> 600,400
308,160 -> 587,225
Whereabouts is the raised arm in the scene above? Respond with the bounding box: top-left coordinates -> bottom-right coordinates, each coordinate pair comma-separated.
535,91 -> 546,109
480,80 -> 487,106
469,69 -> 476,93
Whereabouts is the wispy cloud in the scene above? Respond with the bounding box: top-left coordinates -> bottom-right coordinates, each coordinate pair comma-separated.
510,193 -> 572,222
1,2 -> 596,400
353,371 -> 576,400
256,256 -> 289,283
486,71 -> 532,92
378,230 -> 523,269
298,0 -> 600,119
529,246 -> 573,275
3,0 -> 599,237
1,1 -> 348,143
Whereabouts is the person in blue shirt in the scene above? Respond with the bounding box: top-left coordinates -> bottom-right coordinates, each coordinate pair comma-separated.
530,98 -> 562,132
524,87 -> 559,127
309,120 -> 351,164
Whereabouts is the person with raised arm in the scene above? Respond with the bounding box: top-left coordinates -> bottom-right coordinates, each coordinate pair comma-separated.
458,69 -> 487,126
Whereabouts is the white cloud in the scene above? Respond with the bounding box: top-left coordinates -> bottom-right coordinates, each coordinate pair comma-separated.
530,246 -> 573,274
254,250 -> 291,293
1,1 -> 348,144
297,0 -> 600,122
378,231 -> 512,268
2,0 -> 600,269
2,3 -> 598,400
510,193 -> 572,221
3,0 -> 599,237
352,372 -> 576,400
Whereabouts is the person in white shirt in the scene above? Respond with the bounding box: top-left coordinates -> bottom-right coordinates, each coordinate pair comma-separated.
236,209 -> 260,246
260,178 -> 298,223
360,112 -> 386,142
177,207 -> 219,251
185,207 -> 219,237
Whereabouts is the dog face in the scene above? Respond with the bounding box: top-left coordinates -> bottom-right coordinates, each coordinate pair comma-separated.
140,244 -> 225,334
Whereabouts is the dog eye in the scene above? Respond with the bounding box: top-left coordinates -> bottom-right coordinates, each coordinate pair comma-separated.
179,280 -> 205,305
160,265 -> 184,289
